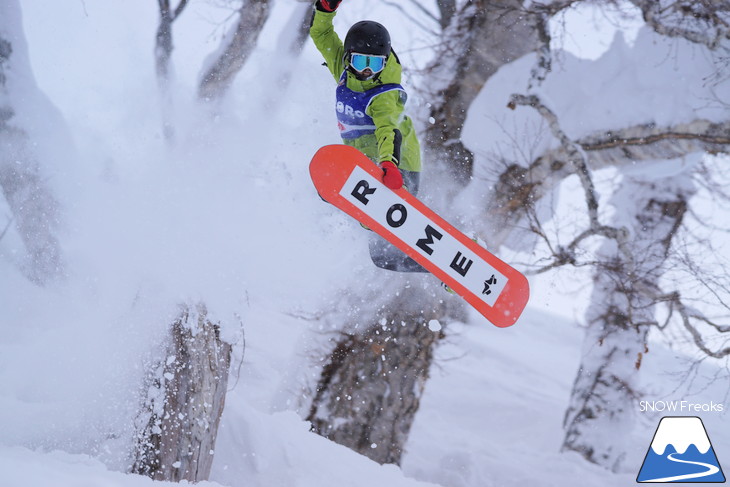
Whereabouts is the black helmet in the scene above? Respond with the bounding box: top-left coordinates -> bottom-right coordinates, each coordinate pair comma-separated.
344,21 -> 391,56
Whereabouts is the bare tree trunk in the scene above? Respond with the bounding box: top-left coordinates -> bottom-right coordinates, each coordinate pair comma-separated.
307,278 -> 464,465
154,0 -> 189,140
422,0 -> 538,185
131,302 -> 232,482
562,171 -> 693,472
497,94 -> 726,471
198,0 -> 272,101
0,4 -> 64,285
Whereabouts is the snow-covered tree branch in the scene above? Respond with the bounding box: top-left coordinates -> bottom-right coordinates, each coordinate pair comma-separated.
476,118 -> 730,251
630,0 -> 730,50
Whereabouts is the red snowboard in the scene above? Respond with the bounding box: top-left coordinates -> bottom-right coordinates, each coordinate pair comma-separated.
309,145 -> 529,328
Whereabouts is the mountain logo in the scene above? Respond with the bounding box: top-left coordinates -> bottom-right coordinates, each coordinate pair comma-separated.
637,416 -> 725,483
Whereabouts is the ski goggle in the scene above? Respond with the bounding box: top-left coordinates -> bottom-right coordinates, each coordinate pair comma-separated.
350,53 -> 386,74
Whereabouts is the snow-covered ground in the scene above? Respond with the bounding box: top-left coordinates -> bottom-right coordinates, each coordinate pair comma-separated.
3,301 -> 728,487
1,1 -> 728,486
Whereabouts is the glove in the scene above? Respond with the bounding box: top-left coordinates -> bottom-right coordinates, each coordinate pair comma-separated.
316,0 -> 342,12
379,161 -> 403,190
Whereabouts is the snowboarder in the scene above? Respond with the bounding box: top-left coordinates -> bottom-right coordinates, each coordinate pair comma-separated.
309,0 -> 422,194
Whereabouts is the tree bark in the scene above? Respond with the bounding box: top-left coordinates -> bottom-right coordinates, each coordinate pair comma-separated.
198,0 -> 272,101
422,0 -> 538,185
489,100 -> 725,472
562,171 -> 693,472
131,302 -> 232,482
307,279 -> 463,465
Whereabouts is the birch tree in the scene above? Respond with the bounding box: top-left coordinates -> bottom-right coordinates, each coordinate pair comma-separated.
502,106 -> 730,472
412,0 -> 730,473
560,167 -> 694,470
131,303 -> 232,482
487,1 -> 730,471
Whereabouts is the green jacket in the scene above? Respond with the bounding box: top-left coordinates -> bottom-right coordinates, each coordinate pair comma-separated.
310,9 -> 422,173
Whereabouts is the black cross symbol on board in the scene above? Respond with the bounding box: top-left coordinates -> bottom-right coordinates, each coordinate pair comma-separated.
482,275 -> 497,295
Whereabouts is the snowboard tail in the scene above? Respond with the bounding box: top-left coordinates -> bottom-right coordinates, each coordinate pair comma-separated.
309,144 -> 529,327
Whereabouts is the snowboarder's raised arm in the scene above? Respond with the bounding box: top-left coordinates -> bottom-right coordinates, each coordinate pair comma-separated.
310,2 -> 345,81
